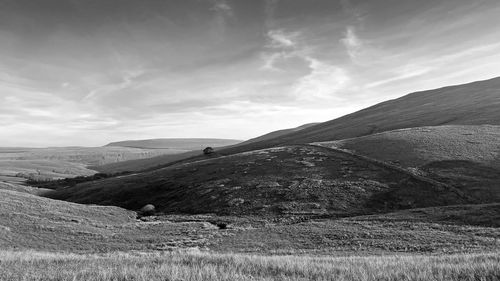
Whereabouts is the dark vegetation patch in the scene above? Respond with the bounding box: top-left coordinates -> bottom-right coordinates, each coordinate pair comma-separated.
27,172 -> 131,190
422,160 -> 500,202
46,145 -> 470,217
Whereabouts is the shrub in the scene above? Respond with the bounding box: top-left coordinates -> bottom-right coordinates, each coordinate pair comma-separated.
140,204 -> 156,216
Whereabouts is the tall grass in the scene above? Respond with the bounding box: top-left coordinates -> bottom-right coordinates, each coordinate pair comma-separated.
0,250 -> 499,281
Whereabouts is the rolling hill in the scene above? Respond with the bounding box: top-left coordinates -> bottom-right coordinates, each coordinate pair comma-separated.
316,125 -> 500,202
92,77 -> 500,174
106,138 -> 241,149
316,125 -> 500,169
47,144 -> 470,217
52,77 -> 500,218
218,76 -> 500,155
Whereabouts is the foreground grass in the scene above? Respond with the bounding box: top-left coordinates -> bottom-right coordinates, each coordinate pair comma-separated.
1,250 -> 499,281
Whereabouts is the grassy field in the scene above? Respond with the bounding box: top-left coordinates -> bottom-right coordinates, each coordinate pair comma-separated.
0,146 -> 190,185
1,250 -> 499,281
3,188 -> 499,254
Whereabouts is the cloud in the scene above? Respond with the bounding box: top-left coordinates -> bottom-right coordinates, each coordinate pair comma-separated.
340,26 -> 363,60
292,58 -> 350,101
366,64 -> 432,88
261,29 -> 303,70
267,29 -> 299,49
210,0 -> 233,17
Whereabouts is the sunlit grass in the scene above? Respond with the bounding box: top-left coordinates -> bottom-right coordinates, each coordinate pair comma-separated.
1,250 -> 499,281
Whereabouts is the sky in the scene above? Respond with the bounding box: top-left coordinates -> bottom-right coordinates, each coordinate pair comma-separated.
1,0 -> 500,147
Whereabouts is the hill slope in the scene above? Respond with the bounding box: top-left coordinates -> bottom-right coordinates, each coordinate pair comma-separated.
238,123 -> 320,146
219,76 -> 500,155
106,138 -> 241,150
317,125 -> 500,169
316,125 -> 500,202
47,145 -> 470,217
0,189 -> 137,251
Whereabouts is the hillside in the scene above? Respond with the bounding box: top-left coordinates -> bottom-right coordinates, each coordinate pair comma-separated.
238,123 -> 320,146
317,125 -> 500,169
316,125 -> 500,202
0,181 -> 50,195
106,138 -> 241,149
218,76 -> 500,155
93,78 -> 500,174
47,145 -> 471,217
353,203 -> 500,227
0,189 -> 137,251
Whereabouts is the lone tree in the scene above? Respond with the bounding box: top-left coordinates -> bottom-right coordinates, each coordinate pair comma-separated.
203,147 -> 215,155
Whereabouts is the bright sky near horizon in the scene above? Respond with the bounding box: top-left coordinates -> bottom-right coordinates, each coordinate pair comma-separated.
1,0 -> 500,147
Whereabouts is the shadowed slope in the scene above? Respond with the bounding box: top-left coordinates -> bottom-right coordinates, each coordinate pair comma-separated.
354,203 -> 500,227
47,145 -> 469,217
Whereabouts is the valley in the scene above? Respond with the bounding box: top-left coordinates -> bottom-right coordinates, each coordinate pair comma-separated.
1,77 -> 500,280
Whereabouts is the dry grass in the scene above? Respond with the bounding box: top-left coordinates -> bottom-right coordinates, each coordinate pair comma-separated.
1,250 -> 499,281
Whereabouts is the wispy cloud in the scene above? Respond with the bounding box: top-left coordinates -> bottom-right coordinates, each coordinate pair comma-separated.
267,29 -> 298,48
366,64 -> 432,88
340,26 -> 363,61
261,29 -> 302,71
293,58 -> 350,101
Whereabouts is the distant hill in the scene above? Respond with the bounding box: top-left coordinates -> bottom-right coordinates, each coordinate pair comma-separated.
106,138 -> 242,150
94,130 -> 325,174
219,76 -> 500,155
94,138 -> 242,173
92,150 -> 201,174
47,145 -> 470,217
0,146 -> 187,185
